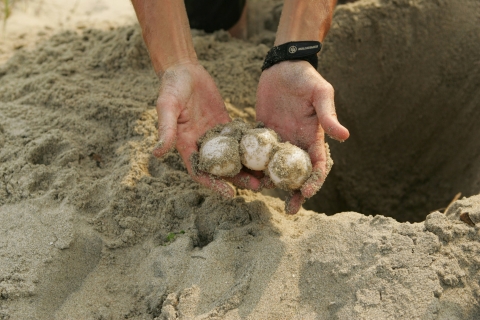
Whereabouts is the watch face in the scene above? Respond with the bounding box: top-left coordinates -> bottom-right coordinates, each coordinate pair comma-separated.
289,45 -> 298,54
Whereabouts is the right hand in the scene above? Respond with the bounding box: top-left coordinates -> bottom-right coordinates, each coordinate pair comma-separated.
153,62 -> 262,196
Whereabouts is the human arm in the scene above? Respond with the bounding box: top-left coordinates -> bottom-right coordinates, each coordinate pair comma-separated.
256,0 -> 350,213
132,0 -> 198,73
131,0 -> 262,195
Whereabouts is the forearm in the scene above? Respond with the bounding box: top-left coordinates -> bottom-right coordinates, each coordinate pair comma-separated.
275,0 -> 337,45
131,0 -> 197,75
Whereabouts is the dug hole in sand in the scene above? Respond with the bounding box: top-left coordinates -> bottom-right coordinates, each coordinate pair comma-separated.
0,0 -> 479,319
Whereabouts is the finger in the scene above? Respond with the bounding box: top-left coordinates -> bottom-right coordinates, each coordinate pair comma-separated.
193,173 -> 235,198
260,175 -> 275,189
153,96 -> 181,158
243,168 -> 265,179
285,191 -> 305,215
312,83 -> 350,142
300,133 -> 332,199
225,171 -> 263,192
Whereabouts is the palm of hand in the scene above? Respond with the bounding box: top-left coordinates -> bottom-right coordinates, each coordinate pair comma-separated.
256,61 -> 349,213
154,63 -> 263,196
153,64 -> 233,193
257,62 -> 325,151
158,64 -> 230,162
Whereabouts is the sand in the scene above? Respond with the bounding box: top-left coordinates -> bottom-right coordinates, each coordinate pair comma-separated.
0,0 -> 479,319
305,0 -> 480,221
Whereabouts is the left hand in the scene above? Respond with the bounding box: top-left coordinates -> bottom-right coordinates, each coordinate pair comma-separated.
256,60 -> 350,214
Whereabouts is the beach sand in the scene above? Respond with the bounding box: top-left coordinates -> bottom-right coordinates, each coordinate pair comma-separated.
0,0 -> 479,318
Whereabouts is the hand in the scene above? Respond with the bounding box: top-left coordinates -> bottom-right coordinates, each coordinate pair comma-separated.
153,63 -> 262,196
256,60 -> 350,214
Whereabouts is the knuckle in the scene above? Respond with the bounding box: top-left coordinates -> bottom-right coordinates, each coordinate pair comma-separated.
318,82 -> 334,95
156,94 -> 176,108
157,124 -> 172,134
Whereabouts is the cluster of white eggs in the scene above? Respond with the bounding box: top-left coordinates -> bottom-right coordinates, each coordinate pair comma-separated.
198,120 -> 312,191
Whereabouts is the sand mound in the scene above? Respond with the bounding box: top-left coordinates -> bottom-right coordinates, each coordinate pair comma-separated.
303,0 -> 480,221
0,0 -> 479,319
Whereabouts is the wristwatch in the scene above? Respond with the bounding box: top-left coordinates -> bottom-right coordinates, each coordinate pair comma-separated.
261,41 -> 322,71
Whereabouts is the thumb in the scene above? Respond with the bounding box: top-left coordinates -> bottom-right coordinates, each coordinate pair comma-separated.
313,83 -> 350,142
153,96 -> 181,158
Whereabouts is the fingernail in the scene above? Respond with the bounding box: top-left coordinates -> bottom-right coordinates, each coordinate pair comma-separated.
154,139 -> 164,151
260,177 -> 275,189
216,181 -> 235,198
285,193 -> 305,215
326,133 -> 345,143
153,139 -> 176,158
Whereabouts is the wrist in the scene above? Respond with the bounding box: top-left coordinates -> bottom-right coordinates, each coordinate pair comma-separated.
275,25 -> 329,46
133,0 -> 198,78
275,0 -> 336,45
262,60 -> 314,75
157,59 -> 201,78
152,52 -> 198,78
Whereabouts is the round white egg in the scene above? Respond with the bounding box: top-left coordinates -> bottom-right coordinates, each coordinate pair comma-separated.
239,128 -> 278,171
198,135 -> 241,177
267,143 -> 312,190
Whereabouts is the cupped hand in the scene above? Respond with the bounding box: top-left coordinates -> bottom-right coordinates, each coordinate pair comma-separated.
153,63 -> 263,196
256,60 -> 350,214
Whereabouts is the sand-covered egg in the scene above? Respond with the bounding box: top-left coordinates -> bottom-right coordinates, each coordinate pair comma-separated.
198,135 -> 242,177
240,128 -> 279,171
218,118 -> 251,140
267,143 -> 312,190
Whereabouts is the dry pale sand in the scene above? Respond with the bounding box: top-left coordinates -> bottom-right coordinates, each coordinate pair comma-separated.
0,0 -> 479,319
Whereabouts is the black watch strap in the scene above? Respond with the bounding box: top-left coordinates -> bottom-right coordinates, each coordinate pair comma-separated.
261,41 -> 322,71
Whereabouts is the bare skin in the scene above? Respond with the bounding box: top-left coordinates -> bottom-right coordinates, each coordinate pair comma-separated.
132,0 -> 262,196
257,61 -> 349,213
258,0 -> 349,213
131,0 -> 349,213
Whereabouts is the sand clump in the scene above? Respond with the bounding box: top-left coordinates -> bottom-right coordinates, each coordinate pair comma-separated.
0,0 -> 479,319
306,0 -> 480,221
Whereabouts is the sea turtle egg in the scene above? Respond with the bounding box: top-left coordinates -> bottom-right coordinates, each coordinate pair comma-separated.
198,136 -> 241,177
267,143 -> 312,190
240,128 -> 278,171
